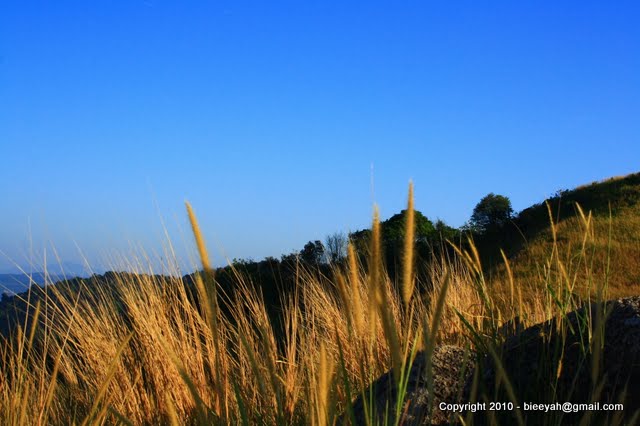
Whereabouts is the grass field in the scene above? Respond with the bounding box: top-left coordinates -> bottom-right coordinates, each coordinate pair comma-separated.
1,177 -> 639,425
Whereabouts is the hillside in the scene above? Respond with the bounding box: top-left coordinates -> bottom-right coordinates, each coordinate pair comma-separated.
483,172 -> 640,300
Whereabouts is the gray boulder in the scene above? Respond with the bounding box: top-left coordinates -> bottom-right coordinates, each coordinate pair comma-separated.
470,295 -> 640,424
346,345 -> 474,425
344,296 -> 640,425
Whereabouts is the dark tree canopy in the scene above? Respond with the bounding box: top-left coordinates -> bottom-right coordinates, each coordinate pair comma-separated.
348,209 -> 437,252
435,219 -> 459,242
381,209 -> 436,244
470,193 -> 514,233
300,240 -> 326,265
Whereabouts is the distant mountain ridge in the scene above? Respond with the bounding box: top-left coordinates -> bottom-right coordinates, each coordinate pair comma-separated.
0,261 -> 98,296
0,273 -> 70,296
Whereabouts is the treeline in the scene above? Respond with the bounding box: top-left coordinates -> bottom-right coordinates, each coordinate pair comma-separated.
0,189 -> 529,339
211,192 -> 517,298
214,210 -> 460,300
212,171 -> 640,311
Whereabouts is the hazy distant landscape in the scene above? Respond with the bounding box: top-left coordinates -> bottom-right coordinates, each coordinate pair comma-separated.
0,262 -> 96,296
0,273 -> 61,296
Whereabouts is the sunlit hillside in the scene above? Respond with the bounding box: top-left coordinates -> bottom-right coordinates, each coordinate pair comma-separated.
487,173 -> 640,302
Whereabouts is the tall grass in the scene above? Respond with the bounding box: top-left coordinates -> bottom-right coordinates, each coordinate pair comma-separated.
0,186 -> 635,424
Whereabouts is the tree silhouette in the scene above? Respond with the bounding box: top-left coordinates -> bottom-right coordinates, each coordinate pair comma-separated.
300,240 -> 326,265
470,193 -> 513,233
325,232 -> 347,263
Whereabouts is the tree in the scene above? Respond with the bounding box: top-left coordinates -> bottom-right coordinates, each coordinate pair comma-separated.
325,232 -> 348,263
434,219 -> 459,241
380,209 -> 436,244
348,209 -> 437,258
300,240 -> 326,265
470,193 -> 514,233
280,252 -> 299,269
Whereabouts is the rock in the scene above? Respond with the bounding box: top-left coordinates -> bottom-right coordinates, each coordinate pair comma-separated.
470,296 -> 640,424
344,296 -> 640,425
345,345 -> 475,425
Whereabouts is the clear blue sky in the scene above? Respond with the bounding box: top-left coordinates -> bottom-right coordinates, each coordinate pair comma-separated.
1,1 -> 638,274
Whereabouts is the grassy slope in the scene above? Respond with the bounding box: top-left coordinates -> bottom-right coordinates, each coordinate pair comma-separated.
487,172 -> 640,300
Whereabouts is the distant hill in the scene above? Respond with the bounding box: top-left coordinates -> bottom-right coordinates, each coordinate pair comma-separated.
0,261 -> 96,296
0,273 -> 68,296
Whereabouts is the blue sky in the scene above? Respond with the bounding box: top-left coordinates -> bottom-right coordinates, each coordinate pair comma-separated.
1,1 -> 638,274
